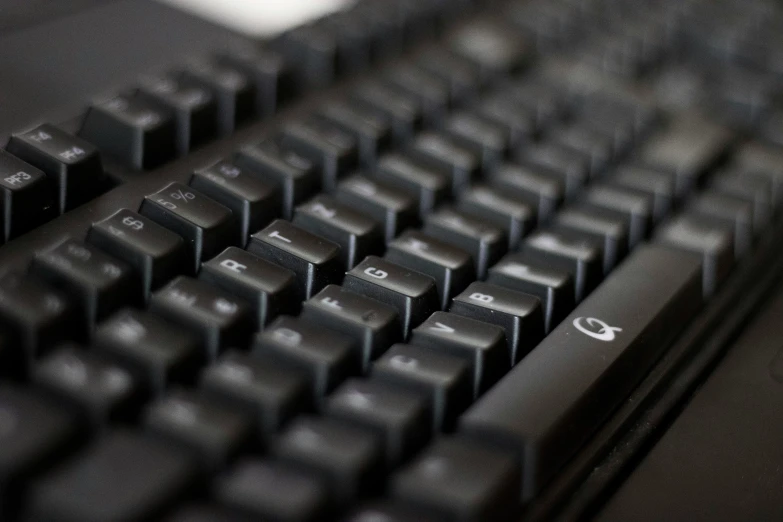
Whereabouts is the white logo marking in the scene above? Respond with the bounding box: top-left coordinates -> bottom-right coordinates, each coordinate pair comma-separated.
573,317 -> 622,342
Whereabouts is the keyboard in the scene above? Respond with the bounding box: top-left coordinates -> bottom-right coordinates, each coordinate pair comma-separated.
2,0 -> 783,520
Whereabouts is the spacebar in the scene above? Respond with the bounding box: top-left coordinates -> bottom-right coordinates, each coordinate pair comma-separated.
459,244 -> 703,500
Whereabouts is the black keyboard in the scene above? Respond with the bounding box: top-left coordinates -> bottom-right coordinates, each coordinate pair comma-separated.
2,0 -> 783,520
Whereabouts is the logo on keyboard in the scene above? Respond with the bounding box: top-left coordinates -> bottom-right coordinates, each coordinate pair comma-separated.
573,317 -> 622,342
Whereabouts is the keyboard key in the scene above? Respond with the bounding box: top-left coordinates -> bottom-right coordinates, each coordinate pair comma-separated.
408,132 -> 480,196
450,282 -> 545,365
5,124 -> 105,213
247,219 -> 342,301
375,153 -> 450,216
610,164 -> 675,223
520,230 -> 604,303
219,48 -> 293,117
273,416 -> 383,505
352,82 -> 422,143
272,26 -> 337,89
553,207 -> 629,275
199,247 -> 298,329
79,94 -> 176,170
457,185 -> 536,250
214,459 -> 329,522
410,312 -> 508,398
552,124 -> 613,178
384,65 -> 450,124
655,214 -> 734,298
345,501 -> 445,522
254,316 -> 360,402
391,437 -> 521,521
149,276 -> 253,360
474,94 -> 536,145
94,309 -> 202,396
144,390 -> 252,473
583,184 -> 655,247
302,285 -> 401,372
235,140 -> 319,220
199,350 -> 310,444
323,379 -> 431,466
26,431 -> 197,522
373,344 -> 472,431
87,209 -> 187,302
0,386 -> 79,515
139,182 -> 236,274
189,160 -> 280,242
688,191 -> 755,254
30,239 -> 137,334
416,47 -> 481,102
293,194 -> 384,270
280,119 -> 358,193
442,111 -> 507,173
0,273 -> 71,363
344,256 -> 440,339
489,163 -> 563,223
335,174 -> 418,243
449,19 -> 531,74
33,345 -> 140,429
136,74 -> 217,155
423,207 -> 506,279
319,101 -> 393,168
0,150 -> 55,240
180,62 -> 255,135
519,142 -> 589,200
710,169 -> 773,229
385,230 -> 474,310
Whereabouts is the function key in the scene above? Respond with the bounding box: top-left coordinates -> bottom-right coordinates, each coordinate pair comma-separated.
87,209 -> 187,302
139,182 -> 236,274
136,75 -> 217,155
218,48 -> 294,117
0,150 -> 55,241
78,95 -> 176,170
180,62 -> 255,135
189,160 -> 280,242
5,124 -> 105,214
29,239 -> 137,334
247,219 -> 342,301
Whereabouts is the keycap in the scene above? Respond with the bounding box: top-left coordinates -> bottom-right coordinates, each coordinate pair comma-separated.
457,185 -> 536,251
552,124 -> 614,178
553,207 -> 629,274
423,207 -> 506,279
710,169 -> 773,229
273,416 -> 383,504
731,142 -> 783,203
199,350 -> 310,444
144,390 -> 252,473
323,379 -> 431,466
449,19 -> 530,75
450,282 -> 545,365
410,312 -> 509,398
272,25 -> 337,89
30,239 -> 137,333
94,309 -> 202,396
302,285 -> 401,372
180,62 -> 255,135
79,94 -> 176,169
416,47 -> 481,102
519,142 -> 589,200
26,431 -> 196,522
319,101 -> 393,168
0,386 -> 79,516
293,194 -> 384,270
136,74 -> 218,155
199,247 -> 298,329
408,132 -> 480,196
235,140 -> 319,220
385,230 -> 474,310
391,437 -> 521,521
688,191 -> 755,254
214,459 -> 329,522
0,273 -> 71,364
139,182 -> 236,274
87,209 -> 187,302
219,48 -> 293,117
0,150 -> 55,241
352,82 -> 422,143
473,94 -> 536,145
583,184 -> 654,247
520,230 -> 603,303
639,113 -> 733,196
375,153 -> 450,216
280,120 -> 358,193
33,345 -> 140,429
499,81 -> 564,130
384,65 -> 450,124
335,174 -> 417,243
489,163 -> 563,223
373,344 -> 472,431
487,254 -> 574,333
460,244 -> 703,499
254,316 -> 359,402
343,256 -> 439,339
442,111 -> 507,172
189,160 -> 280,242
655,215 -> 734,298
5,124 -> 105,213
149,276 -> 253,360
610,164 -> 675,223
247,220 -> 342,301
